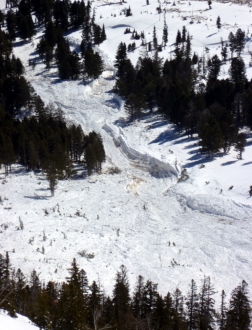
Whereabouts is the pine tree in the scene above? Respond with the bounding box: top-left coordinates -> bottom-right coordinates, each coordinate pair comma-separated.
226,281 -> 251,330
218,290 -> 227,330
198,113 -> 223,158
113,265 -> 131,330
198,276 -> 216,330
57,259 -> 88,330
153,26 -> 158,50
162,19 -> 168,48
182,26 -> 187,43
234,133 -> 246,160
131,275 -> 145,321
45,160 -> 58,196
221,39 -> 228,63
208,54 -> 221,81
173,288 -> 186,329
83,46 -> 104,80
185,33 -> 191,58
87,281 -> 103,330
228,32 -> 235,58
163,292 -> 175,329
85,143 -> 97,176
186,279 -> 199,330
216,16 -> 221,31
229,57 -> 247,87
176,29 -> 182,46
234,28 -> 245,57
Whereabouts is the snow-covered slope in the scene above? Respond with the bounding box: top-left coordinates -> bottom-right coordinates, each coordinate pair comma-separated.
0,0 -> 252,304
0,310 -> 39,330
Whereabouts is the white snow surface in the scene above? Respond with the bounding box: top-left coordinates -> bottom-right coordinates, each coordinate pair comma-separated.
0,0 -> 252,316
0,310 -> 39,330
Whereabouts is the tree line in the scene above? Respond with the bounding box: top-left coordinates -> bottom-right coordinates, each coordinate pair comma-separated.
0,252 -> 250,330
115,24 -> 251,158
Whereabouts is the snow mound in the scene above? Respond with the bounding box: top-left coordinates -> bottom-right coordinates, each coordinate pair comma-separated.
176,191 -> 252,221
103,123 -> 178,178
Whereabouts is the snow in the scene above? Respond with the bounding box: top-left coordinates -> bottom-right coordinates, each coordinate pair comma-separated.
0,310 -> 39,330
0,0 -> 252,318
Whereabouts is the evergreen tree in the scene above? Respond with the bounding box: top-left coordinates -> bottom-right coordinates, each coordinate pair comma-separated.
85,143 -> 97,176
228,32 -> 235,58
226,281 -> 251,330
112,265 -> 131,330
218,290 -> 227,330
198,276 -> 216,330
57,259 -> 87,330
234,28 -> 245,57
221,39 -> 228,63
234,133 -> 246,160
162,19 -> 168,48
131,275 -> 145,321
182,26 -> 187,43
216,16 -> 221,31
208,54 -> 221,82
198,113 -> 223,158
45,160 -> 58,196
124,93 -> 144,121
83,46 -> 104,80
176,29 -> 182,46
229,57 -> 247,88
172,288 -> 186,329
153,26 -> 158,50
186,279 -> 199,330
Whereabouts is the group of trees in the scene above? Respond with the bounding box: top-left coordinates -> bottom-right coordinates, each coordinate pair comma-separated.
0,17 -> 105,188
115,25 -> 250,158
0,253 -> 251,330
1,0 -> 107,81
35,0 -> 106,80
0,103 -> 105,180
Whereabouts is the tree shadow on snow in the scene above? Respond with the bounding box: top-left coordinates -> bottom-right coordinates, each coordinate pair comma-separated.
221,160 -> 238,166
147,120 -> 168,130
149,127 -> 182,145
105,98 -> 120,109
113,117 -> 131,128
183,153 -> 211,168
25,195 -> 50,200
242,161 -> 252,166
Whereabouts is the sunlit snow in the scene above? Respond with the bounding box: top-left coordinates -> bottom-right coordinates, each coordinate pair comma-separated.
0,3 -> 252,326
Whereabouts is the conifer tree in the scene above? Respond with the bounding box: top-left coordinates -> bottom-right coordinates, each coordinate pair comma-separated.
228,32 -> 235,58
234,133 -> 246,160
198,276 -> 216,330
218,290 -> 227,330
112,265 -> 131,330
85,143 -> 97,176
226,281 -> 251,330
198,113 -> 223,158
45,160 -> 58,196
207,54 -> 221,81
58,259 -> 88,330
153,26 -> 158,50
186,279 -> 199,330
162,19 -> 168,48
216,16 -> 221,31
131,275 -> 145,321
234,28 -> 245,57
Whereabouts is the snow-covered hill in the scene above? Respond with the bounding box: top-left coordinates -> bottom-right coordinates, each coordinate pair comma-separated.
0,0 -> 252,308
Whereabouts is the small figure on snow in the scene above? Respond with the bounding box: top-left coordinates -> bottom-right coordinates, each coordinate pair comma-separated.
249,186 -> 252,198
